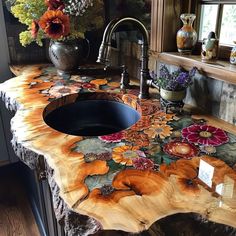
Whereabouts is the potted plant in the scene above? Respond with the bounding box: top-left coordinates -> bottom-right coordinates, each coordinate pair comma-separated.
6,0 -> 104,76
153,64 -> 197,102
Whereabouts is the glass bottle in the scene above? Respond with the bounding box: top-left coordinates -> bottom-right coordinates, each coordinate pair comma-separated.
176,13 -> 197,53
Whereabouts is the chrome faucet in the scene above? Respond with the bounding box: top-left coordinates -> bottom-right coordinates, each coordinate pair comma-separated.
97,17 -> 151,99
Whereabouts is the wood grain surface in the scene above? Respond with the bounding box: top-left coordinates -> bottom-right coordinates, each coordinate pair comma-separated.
0,64 -> 236,234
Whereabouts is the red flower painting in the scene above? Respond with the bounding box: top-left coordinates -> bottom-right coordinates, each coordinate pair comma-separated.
99,132 -> 124,143
182,124 -> 229,146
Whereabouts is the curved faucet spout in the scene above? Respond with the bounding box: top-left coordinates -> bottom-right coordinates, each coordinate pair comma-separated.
97,17 -> 150,99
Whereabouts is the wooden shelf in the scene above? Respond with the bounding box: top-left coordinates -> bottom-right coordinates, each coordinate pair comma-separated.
151,52 -> 236,85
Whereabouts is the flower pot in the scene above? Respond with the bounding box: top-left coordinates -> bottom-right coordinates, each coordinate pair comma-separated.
176,13 -> 197,53
160,88 -> 186,102
49,38 -> 90,77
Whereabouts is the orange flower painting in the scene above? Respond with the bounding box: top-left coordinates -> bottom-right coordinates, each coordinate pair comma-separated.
153,111 -> 175,125
144,124 -> 173,139
112,145 -> 145,166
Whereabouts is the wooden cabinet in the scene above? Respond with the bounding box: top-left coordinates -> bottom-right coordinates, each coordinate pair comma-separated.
0,108 -> 9,165
23,165 -> 65,236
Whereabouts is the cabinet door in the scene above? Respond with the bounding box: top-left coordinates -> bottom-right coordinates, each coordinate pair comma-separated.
0,109 -> 9,165
0,1 -> 19,165
23,164 -> 65,236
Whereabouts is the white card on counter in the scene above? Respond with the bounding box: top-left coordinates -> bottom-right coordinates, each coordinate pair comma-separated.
198,159 -> 214,188
215,183 -> 224,195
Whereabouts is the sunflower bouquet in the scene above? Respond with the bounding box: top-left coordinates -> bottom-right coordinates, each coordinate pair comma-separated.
7,0 -> 104,46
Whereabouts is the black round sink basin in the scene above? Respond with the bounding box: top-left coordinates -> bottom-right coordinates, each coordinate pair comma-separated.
43,94 -> 141,136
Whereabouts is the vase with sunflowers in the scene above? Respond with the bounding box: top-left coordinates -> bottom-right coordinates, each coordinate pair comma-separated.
7,0 -> 104,76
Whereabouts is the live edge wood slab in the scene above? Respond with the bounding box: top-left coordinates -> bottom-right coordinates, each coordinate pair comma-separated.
1,64 -> 236,235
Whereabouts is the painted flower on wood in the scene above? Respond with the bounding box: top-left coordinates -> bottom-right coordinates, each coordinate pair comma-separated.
153,111 -> 176,125
39,10 -> 70,39
112,145 -> 145,166
144,124 -> 173,139
132,157 -> 154,170
147,143 -> 161,156
99,132 -> 124,143
161,159 -> 201,195
182,124 -> 229,146
140,100 -> 160,116
84,152 -> 112,162
90,79 -> 108,87
163,141 -> 199,159
48,85 -> 79,97
131,115 -> 151,131
81,82 -> 96,89
199,145 -> 216,155
124,130 -> 150,147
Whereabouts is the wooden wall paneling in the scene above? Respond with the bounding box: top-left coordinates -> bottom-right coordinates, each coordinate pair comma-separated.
150,0 -> 194,53
162,0 -> 181,52
219,83 -> 236,125
150,0 -> 164,52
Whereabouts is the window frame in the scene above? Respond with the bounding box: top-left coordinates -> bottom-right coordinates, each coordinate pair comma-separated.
150,0 -> 235,60
195,0 -> 236,59
150,0 -> 236,84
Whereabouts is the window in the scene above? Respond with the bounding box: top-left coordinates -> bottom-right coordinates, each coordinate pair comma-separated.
150,0 -> 236,60
199,1 -> 236,46
150,0 -> 236,84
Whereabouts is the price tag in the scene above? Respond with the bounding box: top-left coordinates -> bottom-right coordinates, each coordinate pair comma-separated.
198,159 -> 214,188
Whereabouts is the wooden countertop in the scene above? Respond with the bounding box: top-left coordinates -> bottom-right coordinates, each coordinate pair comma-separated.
1,64 -> 236,234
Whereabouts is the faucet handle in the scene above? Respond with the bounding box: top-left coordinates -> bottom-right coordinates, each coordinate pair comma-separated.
120,65 -> 130,89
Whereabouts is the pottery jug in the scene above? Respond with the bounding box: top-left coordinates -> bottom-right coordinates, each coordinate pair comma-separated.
49,38 -> 90,77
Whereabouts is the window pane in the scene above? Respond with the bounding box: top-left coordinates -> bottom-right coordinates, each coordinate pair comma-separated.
220,5 -> 236,45
199,4 -> 218,40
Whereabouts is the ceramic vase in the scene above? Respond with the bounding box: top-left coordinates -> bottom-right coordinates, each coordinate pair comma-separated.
230,41 -> 236,65
176,13 -> 197,54
49,38 -> 90,77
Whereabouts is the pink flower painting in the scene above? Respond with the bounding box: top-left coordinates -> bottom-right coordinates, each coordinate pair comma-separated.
182,124 -> 229,146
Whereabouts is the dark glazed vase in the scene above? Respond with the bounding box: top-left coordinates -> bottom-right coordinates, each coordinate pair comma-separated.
49,38 -> 89,77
